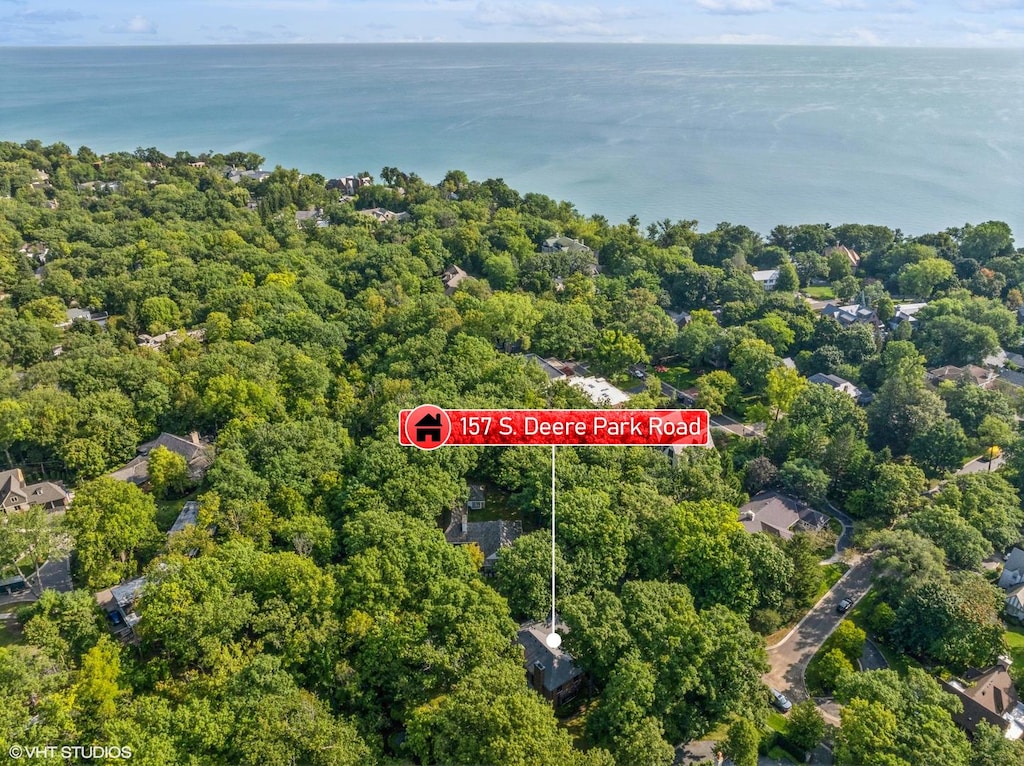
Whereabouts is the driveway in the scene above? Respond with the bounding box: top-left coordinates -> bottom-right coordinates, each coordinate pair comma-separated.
764,557 -> 874,701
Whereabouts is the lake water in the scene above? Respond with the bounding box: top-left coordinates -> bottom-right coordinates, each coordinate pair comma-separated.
1,44 -> 1022,236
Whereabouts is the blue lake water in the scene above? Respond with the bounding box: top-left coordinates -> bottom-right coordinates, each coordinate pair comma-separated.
1,44 -> 1022,236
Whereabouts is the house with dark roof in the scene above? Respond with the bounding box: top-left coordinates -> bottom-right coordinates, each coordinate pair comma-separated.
0,469 -> 71,514
517,620 -> 585,706
441,265 -> 471,296
739,492 -> 828,540
942,659 -> 1024,740
821,303 -> 879,327
807,372 -> 862,400
108,432 -> 213,488
541,235 -> 592,255
444,484 -> 521,572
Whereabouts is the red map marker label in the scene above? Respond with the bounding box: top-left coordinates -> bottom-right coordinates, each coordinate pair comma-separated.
399,408 -> 709,449
403,404 -> 453,450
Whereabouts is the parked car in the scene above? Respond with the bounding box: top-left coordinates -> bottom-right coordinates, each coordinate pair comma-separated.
107,609 -> 124,626
837,597 -> 854,613
770,688 -> 792,712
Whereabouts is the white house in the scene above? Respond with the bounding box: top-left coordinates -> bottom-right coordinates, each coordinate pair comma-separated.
752,269 -> 779,291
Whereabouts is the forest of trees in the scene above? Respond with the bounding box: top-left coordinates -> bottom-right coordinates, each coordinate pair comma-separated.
1,139 -> 1023,764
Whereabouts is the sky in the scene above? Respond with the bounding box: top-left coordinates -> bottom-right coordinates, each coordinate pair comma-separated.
0,0 -> 1023,47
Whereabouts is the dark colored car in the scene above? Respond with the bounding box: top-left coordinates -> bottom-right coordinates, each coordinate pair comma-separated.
107,609 -> 124,626
770,688 -> 792,712
837,597 -> 854,613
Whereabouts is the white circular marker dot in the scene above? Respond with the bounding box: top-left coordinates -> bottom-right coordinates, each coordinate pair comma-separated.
545,632 -> 562,649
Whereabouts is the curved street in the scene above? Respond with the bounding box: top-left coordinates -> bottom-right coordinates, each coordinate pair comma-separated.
763,556 -> 874,715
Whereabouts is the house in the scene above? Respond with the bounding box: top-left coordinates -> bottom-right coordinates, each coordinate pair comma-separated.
136,328 -> 206,350
1006,584 -> 1024,621
890,302 -> 928,331
226,168 -> 272,183
444,487 -> 521,572
295,208 -> 328,228
168,500 -> 200,536
825,244 -> 861,272
567,376 -> 631,407
0,469 -> 71,514
441,265 -> 471,296
327,175 -> 373,196
942,659 -> 1024,740
357,207 -> 410,224
95,574 -> 147,641
927,365 -> 997,389
752,269 -> 780,291
522,354 -> 588,381
821,303 -> 879,327
57,307 -> 109,330
107,432 -> 214,488
999,548 -> 1024,590
517,620 -> 585,706
738,492 -> 829,540
665,309 -> 692,328
807,372 -> 862,400
998,370 -> 1024,390
541,236 -> 592,256
984,349 -> 1024,370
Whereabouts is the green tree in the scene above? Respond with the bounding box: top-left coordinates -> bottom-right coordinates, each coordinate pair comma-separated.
147,445 -> 190,499
817,647 -> 855,692
73,634 -> 123,733
788,700 -> 825,756
407,660 -> 612,766
836,699 -> 906,766
722,718 -> 759,766
64,477 -> 160,589
779,458 -> 829,505
729,337 -> 781,395
694,370 -> 738,416
592,328 -> 648,374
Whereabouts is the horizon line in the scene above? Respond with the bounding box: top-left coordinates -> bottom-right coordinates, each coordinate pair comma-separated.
1,41 -> 1023,51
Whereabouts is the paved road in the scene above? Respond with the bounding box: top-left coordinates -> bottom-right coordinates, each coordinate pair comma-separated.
0,557 -> 72,609
956,453 -> 1005,475
764,557 -> 874,701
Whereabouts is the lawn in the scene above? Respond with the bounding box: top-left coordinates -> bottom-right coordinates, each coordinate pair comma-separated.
154,490 -> 199,532
815,563 -> 849,601
1004,625 -> 1024,670
766,711 -> 790,735
659,365 -> 701,392
766,745 -> 798,764
803,286 -> 835,299
0,614 -> 22,648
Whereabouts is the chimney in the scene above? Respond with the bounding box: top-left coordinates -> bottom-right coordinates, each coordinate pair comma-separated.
460,509 -> 468,536
189,431 -> 201,446
531,661 -> 545,691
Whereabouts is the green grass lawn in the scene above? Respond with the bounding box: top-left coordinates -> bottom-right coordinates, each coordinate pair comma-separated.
803,286 -> 835,299
766,745 -> 798,764
0,614 -> 22,648
154,490 -> 199,532
1004,625 -> 1024,669
766,711 -> 790,735
660,365 -> 701,392
816,563 -> 849,601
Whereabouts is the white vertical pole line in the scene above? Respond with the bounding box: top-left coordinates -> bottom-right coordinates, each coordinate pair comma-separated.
551,443 -> 556,635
